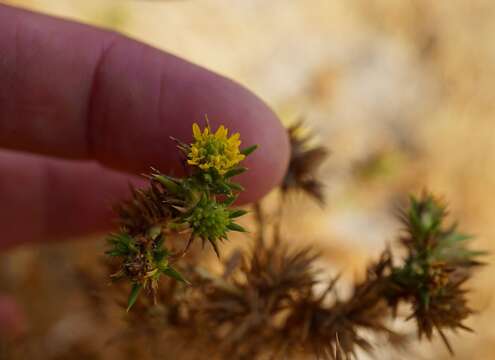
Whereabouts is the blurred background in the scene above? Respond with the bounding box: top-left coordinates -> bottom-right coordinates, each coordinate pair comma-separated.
1,0 -> 495,359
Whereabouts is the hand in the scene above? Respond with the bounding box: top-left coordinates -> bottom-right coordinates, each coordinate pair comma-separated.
0,4 -> 289,337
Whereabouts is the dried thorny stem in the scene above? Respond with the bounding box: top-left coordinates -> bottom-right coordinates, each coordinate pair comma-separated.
253,201 -> 266,247
281,120 -> 329,204
273,192 -> 285,247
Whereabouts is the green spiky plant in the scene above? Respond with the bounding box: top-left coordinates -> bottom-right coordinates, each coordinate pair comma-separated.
387,193 -> 485,354
106,120 -> 257,310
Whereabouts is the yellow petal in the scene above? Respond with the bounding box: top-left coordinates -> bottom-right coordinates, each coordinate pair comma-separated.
229,133 -> 240,143
192,123 -> 202,140
215,125 -> 228,139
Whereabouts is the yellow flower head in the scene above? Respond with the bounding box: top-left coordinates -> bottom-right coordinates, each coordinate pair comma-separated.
187,122 -> 245,175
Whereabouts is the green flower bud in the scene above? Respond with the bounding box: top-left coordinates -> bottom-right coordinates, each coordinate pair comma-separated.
187,197 -> 231,240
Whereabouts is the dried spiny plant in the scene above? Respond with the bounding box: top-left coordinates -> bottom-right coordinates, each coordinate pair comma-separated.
91,121 -> 484,360
281,120 -> 328,204
189,243 -> 320,359
280,251 -> 396,360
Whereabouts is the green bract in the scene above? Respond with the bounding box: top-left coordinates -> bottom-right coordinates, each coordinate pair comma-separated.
181,195 -> 247,257
188,197 -> 230,240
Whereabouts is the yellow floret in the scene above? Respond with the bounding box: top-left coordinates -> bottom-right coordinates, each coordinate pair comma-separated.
187,122 -> 245,175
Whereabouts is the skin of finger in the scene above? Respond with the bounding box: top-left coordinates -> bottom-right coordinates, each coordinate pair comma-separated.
0,150 -> 146,249
0,4 -> 290,202
0,295 -> 26,339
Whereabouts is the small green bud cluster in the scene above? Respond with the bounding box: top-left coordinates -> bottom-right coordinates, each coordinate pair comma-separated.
188,198 -> 230,239
387,193 -> 484,352
182,194 -> 247,256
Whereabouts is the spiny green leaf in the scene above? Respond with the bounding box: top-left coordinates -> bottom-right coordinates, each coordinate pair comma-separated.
223,195 -> 238,207
127,283 -> 142,312
227,223 -> 247,233
107,233 -> 138,254
208,238 -> 221,258
241,144 -> 258,156
224,167 -> 247,178
440,232 -> 473,247
227,182 -> 244,192
108,233 -> 132,244
447,248 -> 488,260
161,267 -> 190,284
153,174 -> 181,194
229,209 -> 248,218
105,250 -> 125,257
216,181 -> 232,194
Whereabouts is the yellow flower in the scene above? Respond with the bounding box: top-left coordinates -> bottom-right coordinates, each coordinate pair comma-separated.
188,122 -> 245,175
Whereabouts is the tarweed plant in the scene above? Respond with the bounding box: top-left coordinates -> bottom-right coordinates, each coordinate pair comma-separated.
106,119 -> 255,310
101,119 -> 484,359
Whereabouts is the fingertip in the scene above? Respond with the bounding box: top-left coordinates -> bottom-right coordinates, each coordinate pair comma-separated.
160,71 -> 290,204
228,96 -> 290,203
184,76 -> 290,204
88,38 -> 289,199
0,296 -> 26,339
0,5 -> 290,200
